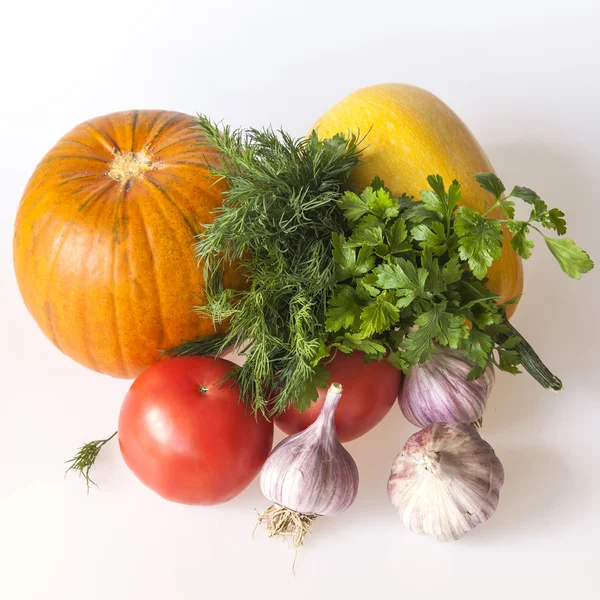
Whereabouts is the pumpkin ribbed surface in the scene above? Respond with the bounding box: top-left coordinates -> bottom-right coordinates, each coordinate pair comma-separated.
14,110 -> 242,378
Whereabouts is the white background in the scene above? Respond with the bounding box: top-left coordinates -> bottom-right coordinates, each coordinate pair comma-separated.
1,1 -> 599,598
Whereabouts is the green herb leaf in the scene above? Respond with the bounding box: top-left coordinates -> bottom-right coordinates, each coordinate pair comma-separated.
441,256 -> 463,286
543,208 -> 567,235
403,201 -> 438,224
474,172 -> 506,199
545,237 -> 595,279
348,225 -> 384,247
401,303 -> 468,363
498,199 -> 515,219
374,259 -> 428,307
359,293 -> 400,337
455,207 -> 503,278
411,221 -> 447,255
508,222 -> 535,259
369,188 -> 400,221
497,349 -> 521,374
427,174 -> 448,205
296,365 -> 330,412
420,190 -> 446,216
530,198 -> 549,220
333,233 -> 376,280
509,185 -> 540,204
463,328 -> 493,368
332,232 -> 357,280
331,332 -> 387,356
370,176 -> 387,192
338,191 -> 369,222
437,310 -> 469,348
385,219 -> 409,253
326,285 -> 365,332
447,180 -> 462,215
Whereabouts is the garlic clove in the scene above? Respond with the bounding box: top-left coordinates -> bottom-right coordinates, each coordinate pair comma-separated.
388,423 -> 504,541
399,345 -> 495,427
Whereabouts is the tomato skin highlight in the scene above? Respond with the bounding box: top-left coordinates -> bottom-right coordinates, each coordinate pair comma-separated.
118,356 -> 273,505
274,352 -> 402,443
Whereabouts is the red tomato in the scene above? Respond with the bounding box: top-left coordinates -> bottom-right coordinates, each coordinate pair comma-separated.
118,356 -> 273,505
275,352 -> 402,442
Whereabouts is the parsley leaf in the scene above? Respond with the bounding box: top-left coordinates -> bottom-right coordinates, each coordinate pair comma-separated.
370,188 -> 400,221
508,221 -> 535,259
463,327 -> 493,368
498,199 -> 515,219
348,225 -> 384,247
455,206 -> 503,278
326,285 -> 365,332
420,189 -> 446,216
331,332 -> 387,356
509,185 -> 540,204
411,221 -> 447,255
420,175 -> 459,222
401,303 -> 467,362
338,191 -> 369,222
296,364 -> 330,411
545,237 -> 594,279
474,172 -> 506,199
442,256 -> 463,286
374,259 -> 428,307
359,293 -> 400,337
333,233 -> 376,280
427,174 -> 448,204
385,219 -> 409,253
543,208 -> 567,235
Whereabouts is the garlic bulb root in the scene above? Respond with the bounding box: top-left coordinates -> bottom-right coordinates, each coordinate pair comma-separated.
256,504 -> 317,548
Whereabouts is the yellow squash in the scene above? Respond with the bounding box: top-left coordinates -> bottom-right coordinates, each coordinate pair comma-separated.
312,84 -> 523,317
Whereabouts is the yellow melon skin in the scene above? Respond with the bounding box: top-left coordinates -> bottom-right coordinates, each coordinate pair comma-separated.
312,84 -> 523,317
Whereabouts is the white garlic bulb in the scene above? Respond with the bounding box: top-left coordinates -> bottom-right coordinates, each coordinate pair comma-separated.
399,345 -> 494,427
388,423 -> 504,541
259,383 -> 358,517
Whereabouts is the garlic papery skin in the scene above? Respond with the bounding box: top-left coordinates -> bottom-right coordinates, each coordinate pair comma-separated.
399,345 -> 495,427
387,423 -> 504,542
259,383 -> 359,517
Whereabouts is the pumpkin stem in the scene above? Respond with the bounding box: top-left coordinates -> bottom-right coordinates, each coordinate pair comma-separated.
108,149 -> 154,184
499,318 -> 563,391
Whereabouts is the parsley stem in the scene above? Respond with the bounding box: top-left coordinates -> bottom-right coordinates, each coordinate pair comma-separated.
482,201 -> 502,218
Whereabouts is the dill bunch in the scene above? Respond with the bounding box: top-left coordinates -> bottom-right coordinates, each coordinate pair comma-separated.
170,116 -> 362,414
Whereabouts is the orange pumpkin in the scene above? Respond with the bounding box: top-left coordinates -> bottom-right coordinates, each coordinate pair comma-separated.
14,110 -> 243,378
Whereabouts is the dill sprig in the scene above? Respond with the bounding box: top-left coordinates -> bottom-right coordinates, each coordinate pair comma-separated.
65,431 -> 117,492
168,117 -> 362,414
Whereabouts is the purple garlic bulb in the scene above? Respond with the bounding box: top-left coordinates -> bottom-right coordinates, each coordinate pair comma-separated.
399,345 -> 495,426
259,383 -> 359,517
388,423 -> 504,541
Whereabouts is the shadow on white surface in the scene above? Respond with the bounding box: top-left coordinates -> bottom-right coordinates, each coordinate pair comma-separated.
467,445 -> 570,543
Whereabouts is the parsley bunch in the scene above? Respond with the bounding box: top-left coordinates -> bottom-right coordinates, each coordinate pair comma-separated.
327,174 -> 593,384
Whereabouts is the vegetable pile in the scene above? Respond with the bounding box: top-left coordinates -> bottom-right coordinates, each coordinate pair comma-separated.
15,84 -> 594,550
